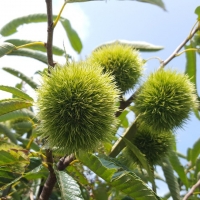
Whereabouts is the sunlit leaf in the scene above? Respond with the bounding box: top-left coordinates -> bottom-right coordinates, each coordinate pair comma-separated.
3,67 -> 38,89
5,39 -> 65,56
0,85 -> 33,101
78,152 -> 161,200
0,42 -> 15,57
161,158 -> 180,200
8,49 -> 47,64
60,17 -> 83,53
94,40 -> 164,52
54,168 -> 84,200
195,6 -> 200,19
118,109 -> 129,128
0,99 -> 33,116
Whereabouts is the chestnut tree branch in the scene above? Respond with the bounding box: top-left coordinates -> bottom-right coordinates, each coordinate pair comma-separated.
160,22 -> 200,68
183,179 -> 200,200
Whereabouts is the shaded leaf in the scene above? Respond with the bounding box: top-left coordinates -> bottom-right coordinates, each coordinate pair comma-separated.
3,67 -> 38,89
67,165 -> 89,185
191,138 -> 200,165
0,123 -> 17,144
122,137 -> 154,184
17,137 -> 40,152
8,49 -> 47,64
0,85 -> 33,101
0,109 -> 37,123
5,39 -> 65,56
0,14 -> 50,36
78,152 -> 160,200
0,42 -> 15,57
161,157 -> 180,200
0,99 -> 32,116
55,168 -> 84,200
24,165 -> 48,180
60,17 -> 83,53
94,40 -> 164,52
135,0 -> 166,10
11,120 -> 33,134
169,151 -> 189,189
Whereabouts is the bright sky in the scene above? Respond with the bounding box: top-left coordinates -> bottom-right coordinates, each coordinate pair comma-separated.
0,0 -> 199,196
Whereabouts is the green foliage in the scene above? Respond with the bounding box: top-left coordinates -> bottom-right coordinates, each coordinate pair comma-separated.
88,43 -> 144,93
0,42 -> 16,57
37,62 -> 119,154
78,152 -> 160,200
122,128 -> 174,165
134,69 -> 198,132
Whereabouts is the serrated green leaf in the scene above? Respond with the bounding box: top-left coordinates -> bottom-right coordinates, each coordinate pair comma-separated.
0,85 -> 33,101
0,42 -> 16,57
0,123 -> 17,144
78,153 -> 160,200
3,67 -> 38,89
0,109 -> 36,123
54,169 -> 84,200
0,14 -> 50,36
169,151 -> 189,189
5,39 -> 65,56
8,48 -> 47,64
67,165 -> 89,185
94,40 -> 164,52
161,158 -> 180,200
60,17 -> 82,54
191,138 -> 200,165
195,6 -> 200,19
136,0 -> 166,10
0,99 -> 33,116
11,121 -> 33,134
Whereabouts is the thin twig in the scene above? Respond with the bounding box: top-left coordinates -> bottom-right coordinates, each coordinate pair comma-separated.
183,179 -> 200,200
160,22 -> 200,68
46,0 -> 54,71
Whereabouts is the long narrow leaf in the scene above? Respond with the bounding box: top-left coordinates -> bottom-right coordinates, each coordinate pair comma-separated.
169,151 -> 189,189
5,39 -> 65,56
3,67 -> 38,89
78,152 -> 160,200
161,157 -> 180,200
0,85 -> 33,101
8,49 -> 47,64
0,14 -> 50,36
0,123 -> 17,144
0,43 -> 16,57
60,17 -> 83,54
191,138 -> 200,165
54,168 -> 84,200
0,99 -> 32,116
0,109 -> 37,123
122,137 -> 154,184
